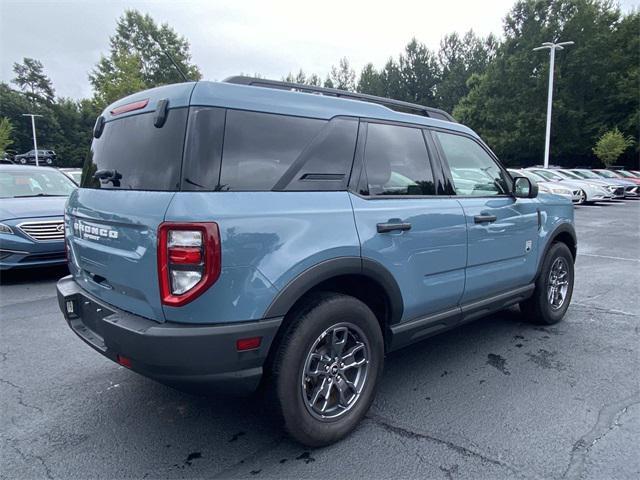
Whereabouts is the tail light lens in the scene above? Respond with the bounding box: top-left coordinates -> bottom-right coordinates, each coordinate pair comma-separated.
158,223 -> 221,306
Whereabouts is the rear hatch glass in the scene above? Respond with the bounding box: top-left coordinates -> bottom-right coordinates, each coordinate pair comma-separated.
81,108 -> 188,191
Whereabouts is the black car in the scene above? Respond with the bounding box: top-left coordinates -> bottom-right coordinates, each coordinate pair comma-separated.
14,149 -> 57,166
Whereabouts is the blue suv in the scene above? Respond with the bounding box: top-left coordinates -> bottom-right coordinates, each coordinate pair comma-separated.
57,77 -> 576,446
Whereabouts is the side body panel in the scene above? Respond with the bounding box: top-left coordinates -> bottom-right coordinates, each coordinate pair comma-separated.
162,191 -> 360,324
457,197 -> 540,303
349,194 -> 467,322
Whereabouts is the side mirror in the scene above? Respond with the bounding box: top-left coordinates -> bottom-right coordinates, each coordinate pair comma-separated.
513,176 -> 538,198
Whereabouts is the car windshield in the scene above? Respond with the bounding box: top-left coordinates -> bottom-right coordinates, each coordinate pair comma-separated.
510,169 -> 543,182
0,169 -> 76,198
614,170 -> 634,178
532,169 -> 562,181
594,170 -> 617,178
557,170 -> 582,180
573,170 -> 599,179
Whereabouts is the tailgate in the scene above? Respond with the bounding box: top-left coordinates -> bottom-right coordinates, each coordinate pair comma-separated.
66,189 -> 174,322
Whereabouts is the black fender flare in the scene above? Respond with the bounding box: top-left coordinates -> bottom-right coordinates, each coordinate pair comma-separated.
263,256 -> 404,325
536,222 -> 577,279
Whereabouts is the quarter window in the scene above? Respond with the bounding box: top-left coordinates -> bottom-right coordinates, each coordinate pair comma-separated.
220,111 -> 325,191
434,131 -> 510,196
362,123 -> 435,196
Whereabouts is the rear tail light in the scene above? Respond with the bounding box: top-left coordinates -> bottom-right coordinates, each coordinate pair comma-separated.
158,223 -> 221,306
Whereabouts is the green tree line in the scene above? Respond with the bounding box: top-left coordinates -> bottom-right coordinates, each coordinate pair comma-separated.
1,1 -> 638,168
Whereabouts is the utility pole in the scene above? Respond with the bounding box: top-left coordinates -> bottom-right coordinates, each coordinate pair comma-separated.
22,113 -> 43,166
533,41 -> 574,168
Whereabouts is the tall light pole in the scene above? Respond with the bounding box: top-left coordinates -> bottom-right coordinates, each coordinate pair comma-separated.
533,41 -> 574,168
22,113 -> 43,167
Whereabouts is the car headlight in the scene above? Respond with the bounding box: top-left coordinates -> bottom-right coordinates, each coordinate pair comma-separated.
539,184 -> 550,193
551,188 -> 569,194
0,223 -> 14,234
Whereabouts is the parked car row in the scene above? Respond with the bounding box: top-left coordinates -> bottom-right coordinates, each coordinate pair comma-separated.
518,167 -> 640,204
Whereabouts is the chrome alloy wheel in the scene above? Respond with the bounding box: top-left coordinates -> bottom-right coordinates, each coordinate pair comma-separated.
547,257 -> 570,310
301,323 -> 370,421
579,190 -> 587,204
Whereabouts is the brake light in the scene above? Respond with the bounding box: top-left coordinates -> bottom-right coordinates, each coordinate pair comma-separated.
110,99 -> 149,116
158,223 -> 221,306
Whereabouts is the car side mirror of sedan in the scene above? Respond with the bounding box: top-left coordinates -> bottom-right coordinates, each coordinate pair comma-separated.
513,176 -> 538,198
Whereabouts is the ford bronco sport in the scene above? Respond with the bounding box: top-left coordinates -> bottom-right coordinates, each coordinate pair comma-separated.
57,77 -> 576,446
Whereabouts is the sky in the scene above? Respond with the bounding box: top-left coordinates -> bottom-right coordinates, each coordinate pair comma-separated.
0,0 -> 637,100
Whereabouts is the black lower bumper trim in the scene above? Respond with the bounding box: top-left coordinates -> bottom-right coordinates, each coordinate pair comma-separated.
57,275 -> 282,395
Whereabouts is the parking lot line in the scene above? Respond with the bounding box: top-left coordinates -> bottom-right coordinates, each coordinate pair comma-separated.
579,252 -> 640,262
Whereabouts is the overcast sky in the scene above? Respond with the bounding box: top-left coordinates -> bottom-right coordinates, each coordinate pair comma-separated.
0,0 -> 636,100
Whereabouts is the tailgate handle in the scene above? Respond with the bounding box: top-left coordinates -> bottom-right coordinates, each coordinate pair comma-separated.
87,272 -> 113,290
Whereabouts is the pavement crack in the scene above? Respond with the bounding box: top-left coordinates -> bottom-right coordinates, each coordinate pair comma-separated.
8,442 -> 54,480
562,391 -> 640,480
366,413 -> 531,478
0,377 -> 44,414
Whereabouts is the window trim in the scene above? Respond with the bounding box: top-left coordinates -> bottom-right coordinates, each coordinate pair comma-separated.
349,119 -> 447,200
429,127 -> 514,198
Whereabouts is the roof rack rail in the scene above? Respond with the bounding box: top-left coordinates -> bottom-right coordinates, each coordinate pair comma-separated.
223,76 -> 456,123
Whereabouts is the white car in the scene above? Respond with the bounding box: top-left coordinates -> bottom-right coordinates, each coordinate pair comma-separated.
527,168 -> 611,204
509,169 -> 580,204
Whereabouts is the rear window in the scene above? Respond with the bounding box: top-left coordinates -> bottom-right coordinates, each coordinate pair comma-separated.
81,108 -> 188,190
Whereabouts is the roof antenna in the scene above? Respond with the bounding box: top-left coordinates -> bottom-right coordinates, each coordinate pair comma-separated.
146,29 -> 190,82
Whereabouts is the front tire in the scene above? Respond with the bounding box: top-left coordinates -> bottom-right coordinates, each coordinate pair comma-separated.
269,292 -> 383,447
520,242 -> 574,325
578,189 -> 587,204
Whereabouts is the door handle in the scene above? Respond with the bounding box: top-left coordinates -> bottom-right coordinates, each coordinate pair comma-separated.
474,214 -> 497,224
377,222 -> 412,233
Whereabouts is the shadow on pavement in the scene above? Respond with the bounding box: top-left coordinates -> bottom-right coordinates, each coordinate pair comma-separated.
0,265 -> 68,285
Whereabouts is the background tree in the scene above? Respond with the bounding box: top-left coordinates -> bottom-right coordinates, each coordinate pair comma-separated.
357,63 -> 383,96
436,31 -> 497,112
283,70 -> 322,86
328,58 -> 356,91
12,58 -> 55,103
89,9 -> 201,106
0,117 -> 14,155
454,0 -> 639,168
593,129 -> 634,167
399,38 -> 440,105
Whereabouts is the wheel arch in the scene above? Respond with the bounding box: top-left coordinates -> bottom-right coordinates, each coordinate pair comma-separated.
537,223 -> 577,278
262,257 -> 404,358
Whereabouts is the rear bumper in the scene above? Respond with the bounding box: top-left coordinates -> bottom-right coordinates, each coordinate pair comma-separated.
57,275 -> 282,395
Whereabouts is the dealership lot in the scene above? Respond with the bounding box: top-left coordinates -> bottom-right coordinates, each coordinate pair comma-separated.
1,200 -> 639,479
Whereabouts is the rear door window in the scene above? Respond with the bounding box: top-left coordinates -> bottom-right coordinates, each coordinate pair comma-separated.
81,108 -> 188,190
361,122 -> 436,196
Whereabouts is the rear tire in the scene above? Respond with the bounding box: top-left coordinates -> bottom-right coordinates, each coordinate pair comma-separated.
520,242 -> 574,325
269,292 -> 383,447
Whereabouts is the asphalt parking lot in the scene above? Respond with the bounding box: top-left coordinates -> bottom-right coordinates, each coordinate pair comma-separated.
2,199 -> 639,480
